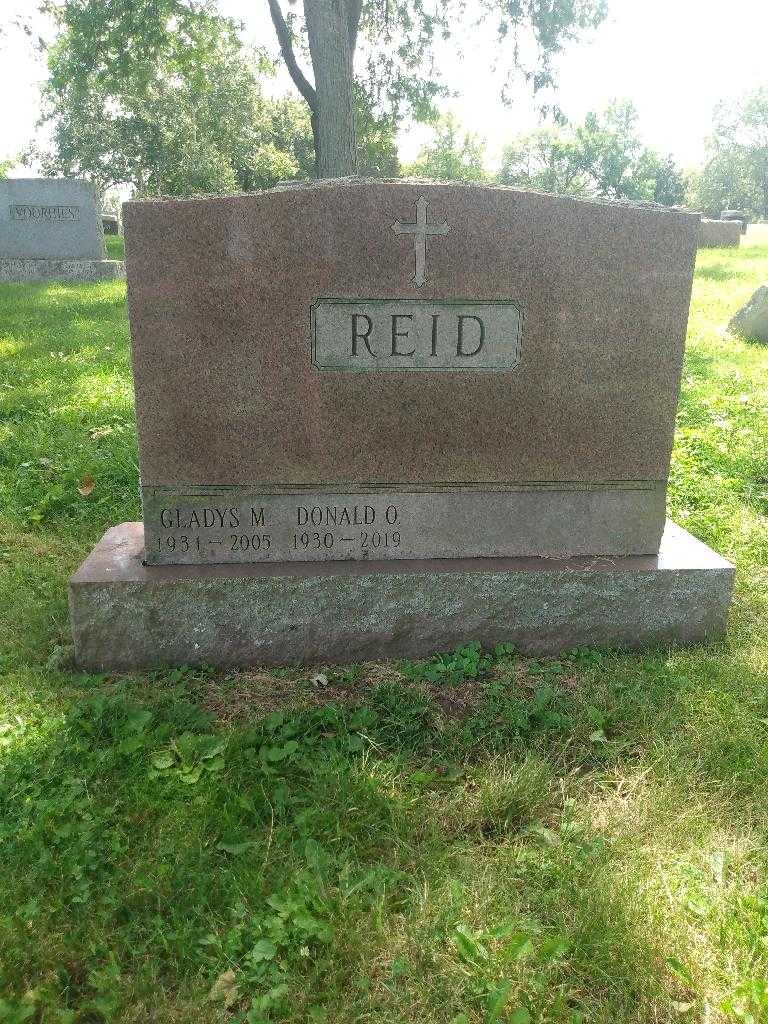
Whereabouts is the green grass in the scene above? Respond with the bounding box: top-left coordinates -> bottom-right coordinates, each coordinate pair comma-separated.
105,235 -> 125,260
0,229 -> 767,1024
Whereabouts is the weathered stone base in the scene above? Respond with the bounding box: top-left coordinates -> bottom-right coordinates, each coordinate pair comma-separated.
69,521 -> 734,670
0,258 -> 125,282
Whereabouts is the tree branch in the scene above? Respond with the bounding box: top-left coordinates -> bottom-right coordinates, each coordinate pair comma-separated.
266,0 -> 317,113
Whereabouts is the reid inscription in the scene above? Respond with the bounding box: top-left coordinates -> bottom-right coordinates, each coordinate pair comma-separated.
312,299 -> 522,371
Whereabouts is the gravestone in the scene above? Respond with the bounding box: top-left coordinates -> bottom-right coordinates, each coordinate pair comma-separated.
698,218 -> 741,248
729,284 -> 768,343
69,180 -> 734,668
102,213 -> 119,235
721,209 -> 749,233
0,178 -> 124,281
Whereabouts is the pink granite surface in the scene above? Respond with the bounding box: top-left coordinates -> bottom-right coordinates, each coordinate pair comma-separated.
124,180 -> 699,489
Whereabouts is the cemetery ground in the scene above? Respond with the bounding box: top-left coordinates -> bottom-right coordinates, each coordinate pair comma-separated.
0,232 -> 767,1024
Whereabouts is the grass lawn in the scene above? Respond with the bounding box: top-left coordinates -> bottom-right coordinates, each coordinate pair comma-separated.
0,229 -> 767,1024
105,236 -> 125,261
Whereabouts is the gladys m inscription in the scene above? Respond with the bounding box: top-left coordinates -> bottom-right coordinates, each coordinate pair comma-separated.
123,179 -> 700,566
312,300 -> 522,371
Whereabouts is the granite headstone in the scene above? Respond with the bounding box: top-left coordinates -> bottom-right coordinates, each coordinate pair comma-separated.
729,284 -> 768,343
124,181 -> 698,565
721,209 -> 749,233
698,218 -> 741,248
0,178 -> 124,281
69,179 -> 734,667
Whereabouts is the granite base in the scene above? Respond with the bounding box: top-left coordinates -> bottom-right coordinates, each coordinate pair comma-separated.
69,521 -> 734,670
0,258 -> 125,282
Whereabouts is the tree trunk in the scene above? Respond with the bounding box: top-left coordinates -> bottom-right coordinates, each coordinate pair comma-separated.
304,0 -> 357,178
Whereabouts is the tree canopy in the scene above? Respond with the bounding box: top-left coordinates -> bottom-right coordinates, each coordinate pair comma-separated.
405,116 -> 488,183
21,1 -> 763,216
688,87 -> 768,218
35,0 -> 307,196
268,0 -> 608,177
498,101 -> 686,205
33,0 -> 402,195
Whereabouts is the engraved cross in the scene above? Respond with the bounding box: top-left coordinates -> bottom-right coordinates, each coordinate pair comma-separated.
391,195 -> 450,287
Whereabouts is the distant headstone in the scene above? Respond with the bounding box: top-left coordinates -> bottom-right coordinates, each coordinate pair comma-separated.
102,213 -> 119,235
729,284 -> 768,343
721,209 -> 749,234
69,181 -> 733,668
698,218 -> 741,248
0,178 -> 123,281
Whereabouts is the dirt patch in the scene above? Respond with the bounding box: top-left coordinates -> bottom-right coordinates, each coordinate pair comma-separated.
200,661 -> 403,725
199,657 -> 560,726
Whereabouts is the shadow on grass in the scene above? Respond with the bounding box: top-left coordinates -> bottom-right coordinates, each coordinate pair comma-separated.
1,661 -> 752,1023
696,262 -> 749,282
732,331 -> 768,347
679,343 -> 720,381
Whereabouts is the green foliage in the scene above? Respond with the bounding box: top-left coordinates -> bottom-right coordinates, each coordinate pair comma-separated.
35,0 -> 608,189
405,115 -> 488,183
269,0 -> 606,178
260,88 -> 401,182
35,0 -> 305,196
498,127 -> 591,196
33,1 -> 401,192
633,149 -> 686,206
354,0 -> 608,127
687,87 -> 768,219
353,86 -> 400,177
499,100 -> 686,204
686,150 -> 755,220
401,641 -> 516,686
573,100 -> 645,199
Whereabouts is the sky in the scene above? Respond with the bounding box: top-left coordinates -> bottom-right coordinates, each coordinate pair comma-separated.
1,0 -> 767,177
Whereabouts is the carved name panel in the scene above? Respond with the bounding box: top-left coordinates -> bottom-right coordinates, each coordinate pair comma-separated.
10,205 -> 81,222
311,299 -> 523,371
1,179 -> 103,260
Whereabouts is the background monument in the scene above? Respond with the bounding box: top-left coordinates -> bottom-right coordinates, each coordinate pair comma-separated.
0,177 -> 124,281
698,218 -> 742,248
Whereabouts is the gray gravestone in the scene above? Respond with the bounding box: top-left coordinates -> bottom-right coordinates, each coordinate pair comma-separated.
729,284 -> 768,343
69,180 -> 733,667
698,218 -> 741,248
721,210 -> 749,233
0,178 -> 124,281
